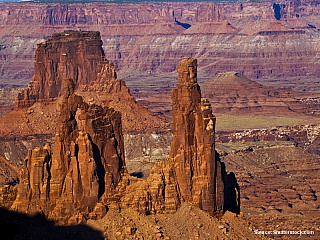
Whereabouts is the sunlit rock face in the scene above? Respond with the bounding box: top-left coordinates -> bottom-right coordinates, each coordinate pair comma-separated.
170,57 -> 224,215
11,78 -> 126,224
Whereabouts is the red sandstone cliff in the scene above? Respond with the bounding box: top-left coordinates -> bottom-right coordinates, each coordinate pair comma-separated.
16,31 -> 115,108
0,30 -> 167,133
11,78 -> 126,224
11,58 -> 239,223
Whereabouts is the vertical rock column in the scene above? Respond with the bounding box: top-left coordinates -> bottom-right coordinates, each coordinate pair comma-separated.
170,57 -> 224,215
11,78 -> 127,223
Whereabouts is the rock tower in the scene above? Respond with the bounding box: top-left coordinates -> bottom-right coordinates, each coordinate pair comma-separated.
11,57 -> 239,223
11,78 -> 126,224
170,57 -> 224,215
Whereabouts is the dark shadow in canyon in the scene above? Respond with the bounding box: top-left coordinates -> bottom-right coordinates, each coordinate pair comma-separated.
0,208 -> 104,240
174,19 -> 191,29
273,3 -> 281,20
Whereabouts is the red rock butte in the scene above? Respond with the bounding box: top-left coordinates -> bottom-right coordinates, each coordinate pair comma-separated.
1,30 -> 167,133
16,31 -> 114,108
10,58 -> 239,224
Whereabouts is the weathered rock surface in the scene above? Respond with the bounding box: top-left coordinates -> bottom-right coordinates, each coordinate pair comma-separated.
9,30 -> 167,133
170,57 -> 223,215
11,59 -> 239,224
11,78 -> 126,224
102,57 -> 239,216
2,1 -> 320,93
0,31 -> 170,191
16,31 -> 113,108
0,185 -> 17,209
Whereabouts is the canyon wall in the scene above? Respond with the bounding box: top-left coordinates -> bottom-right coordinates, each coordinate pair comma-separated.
0,2 -> 225,26
2,1 -> 320,93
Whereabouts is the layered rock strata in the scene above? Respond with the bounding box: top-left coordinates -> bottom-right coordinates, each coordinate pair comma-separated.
3,1 -> 320,95
102,57 -> 238,216
15,31 -> 114,108
11,78 -> 126,224
11,59 -> 238,223
10,30 -> 167,132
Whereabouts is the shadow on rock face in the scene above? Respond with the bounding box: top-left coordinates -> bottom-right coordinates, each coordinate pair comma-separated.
130,171 -> 144,178
0,208 -> 104,240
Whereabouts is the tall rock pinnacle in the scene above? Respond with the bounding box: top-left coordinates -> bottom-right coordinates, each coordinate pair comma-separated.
170,57 -> 224,215
11,58 -> 238,223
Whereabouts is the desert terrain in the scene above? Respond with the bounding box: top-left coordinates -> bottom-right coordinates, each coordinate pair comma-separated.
0,0 -> 320,239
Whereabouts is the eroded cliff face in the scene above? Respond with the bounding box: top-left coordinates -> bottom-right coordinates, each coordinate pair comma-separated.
2,1 -> 320,94
170,57 -> 223,215
0,30 -> 167,134
11,78 -> 126,224
11,59 -> 239,223
101,57 -> 238,217
16,31 -> 117,108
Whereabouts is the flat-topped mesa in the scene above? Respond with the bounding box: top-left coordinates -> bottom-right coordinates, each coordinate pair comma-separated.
9,30 -> 167,133
15,31 -> 117,108
11,78 -> 126,224
170,57 -> 224,215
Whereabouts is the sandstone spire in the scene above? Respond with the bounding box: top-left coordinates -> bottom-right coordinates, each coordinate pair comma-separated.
102,58 -> 236,217
170,57 -> 224,215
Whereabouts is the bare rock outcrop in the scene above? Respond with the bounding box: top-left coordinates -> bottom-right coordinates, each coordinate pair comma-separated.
102,57 -> 238,216
11,78 -> 126,224
12,30 -> 167,132
11,59 -> 239,223
170,57 -> 224,215
15,31 -> 113,108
